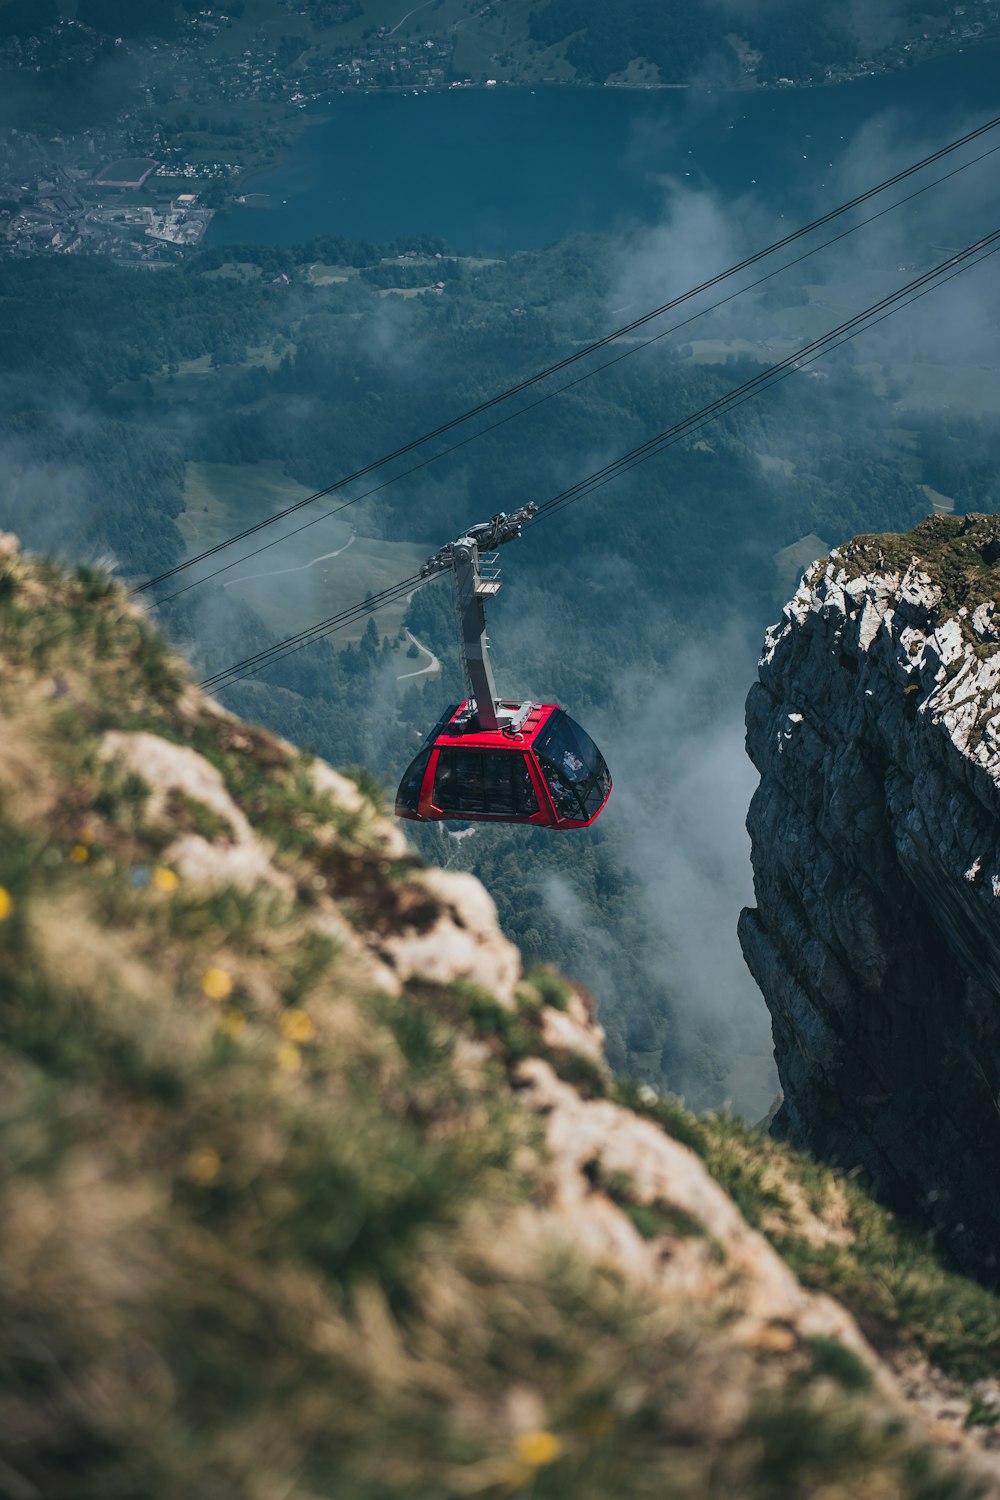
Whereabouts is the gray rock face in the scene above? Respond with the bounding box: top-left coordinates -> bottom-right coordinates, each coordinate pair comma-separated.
740,515 -> 1000,1281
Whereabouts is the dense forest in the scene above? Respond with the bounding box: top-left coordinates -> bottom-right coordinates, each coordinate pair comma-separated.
527,0 -> 956,83
1,219 -> 995,1109
529,0 -> 744,86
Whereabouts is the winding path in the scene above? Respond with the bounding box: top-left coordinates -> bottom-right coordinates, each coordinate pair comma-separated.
223,533 -> 356,589
397,627 -> 441,680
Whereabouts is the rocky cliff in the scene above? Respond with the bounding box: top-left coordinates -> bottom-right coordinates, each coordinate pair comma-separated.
741,513 -> 1000,1285
3,533 -> 1000,1498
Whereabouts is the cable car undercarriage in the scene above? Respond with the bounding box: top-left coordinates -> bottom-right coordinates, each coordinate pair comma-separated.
395,507 -> 612,830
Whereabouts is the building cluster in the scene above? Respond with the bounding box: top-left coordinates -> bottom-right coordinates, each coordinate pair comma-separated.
332,36 -> 455,91
0,130 -> 216,266
193,44 -> 306,104
0,16 -> 105,76
179,28 -> 457,104
154,161 -> 241,180
819,0 -> 997,82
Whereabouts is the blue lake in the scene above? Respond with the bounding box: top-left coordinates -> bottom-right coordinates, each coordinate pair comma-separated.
207,42 -> 1000,253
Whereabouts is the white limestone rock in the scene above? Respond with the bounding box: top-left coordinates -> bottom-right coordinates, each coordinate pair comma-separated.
739,515 -> 1000,1282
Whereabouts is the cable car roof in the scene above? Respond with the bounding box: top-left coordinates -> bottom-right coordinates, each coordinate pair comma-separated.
432,700 -> 554,749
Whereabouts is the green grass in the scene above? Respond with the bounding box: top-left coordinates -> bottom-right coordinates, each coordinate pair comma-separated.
178,460 -> 430,644
856,357 -> 1000,418
919,483 -> 956,514
0,552 -> 993,1499
838,514 -> 1000,631
523,964 -> 572,1012
806,1334 -> 875,1392
201,261 -> 265,282
303,262 -> 362,285
581,1159 -> 709,1242
613,1080 -> 1000,1386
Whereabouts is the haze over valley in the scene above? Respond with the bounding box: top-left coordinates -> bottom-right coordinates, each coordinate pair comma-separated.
2,2 -> 1000,1118
8,6 -> 1000,1492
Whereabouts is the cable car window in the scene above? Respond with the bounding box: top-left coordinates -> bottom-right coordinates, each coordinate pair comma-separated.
485,751 -> 539,816
434,750 -> 539,817
434,750 -> 487,814
535,711 -> 611,820
395,746 -> 432,815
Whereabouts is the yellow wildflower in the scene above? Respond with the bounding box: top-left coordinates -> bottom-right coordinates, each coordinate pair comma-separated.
201,967 -> 233,1002
515,1432 -> 562,1468
276,1042 -> 302,1074
216,1007 -> 245,1039
184,1145 -> 221,1185
69,844 -> 90,864
152,867 -> 179,892
280,1008 -> 316,1044
0,887 -> 11,922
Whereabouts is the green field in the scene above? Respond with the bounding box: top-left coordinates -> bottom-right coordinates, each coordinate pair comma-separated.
110,336 -> 296,404
179,461 -> 431,645
919,482 -> 956,513
772,531 -> 830,604
201,262 -> 265,282
94,157 -> 158,182
303,262 -> 362,285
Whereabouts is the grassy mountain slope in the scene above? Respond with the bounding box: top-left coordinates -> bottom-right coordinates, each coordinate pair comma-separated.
1,535 -> 998,1498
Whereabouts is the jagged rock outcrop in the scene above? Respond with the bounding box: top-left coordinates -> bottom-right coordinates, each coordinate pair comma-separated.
3,535 -> 1000,1497
741,513 -> 1000,1281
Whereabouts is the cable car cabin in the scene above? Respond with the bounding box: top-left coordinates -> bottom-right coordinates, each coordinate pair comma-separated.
398,509 -> 611,829
396,701 -> 612,830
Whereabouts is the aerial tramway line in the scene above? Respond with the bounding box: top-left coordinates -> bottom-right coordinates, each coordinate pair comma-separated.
134,114 -> 1000,607
196,228 -> 1000,827
168,121 -> 1000,831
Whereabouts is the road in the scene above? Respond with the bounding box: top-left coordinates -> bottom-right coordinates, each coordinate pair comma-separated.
397,627 -> 441,680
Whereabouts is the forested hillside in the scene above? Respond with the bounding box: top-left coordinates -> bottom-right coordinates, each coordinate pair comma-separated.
527,0 -> 962,84
1,227 -> 996,1107
1,0 -> 987,100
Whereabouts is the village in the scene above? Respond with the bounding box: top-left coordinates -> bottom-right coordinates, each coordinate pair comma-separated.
0,131 -> 226,265
0,4 -> 469,265
1,0 -> 999,267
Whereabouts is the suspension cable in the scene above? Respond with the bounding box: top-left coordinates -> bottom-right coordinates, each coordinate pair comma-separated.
529,232 -> 1000,527
198,573 -> 423,690
135,111 -> 1000,599
200,231 -> 999,696
153,136 -> 1000,609
532,236 -> 1000,531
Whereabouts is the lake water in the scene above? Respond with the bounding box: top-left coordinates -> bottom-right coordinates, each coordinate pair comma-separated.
208,42 -> 1000,254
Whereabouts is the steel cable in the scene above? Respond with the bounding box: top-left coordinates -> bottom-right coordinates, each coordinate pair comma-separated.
137,111 -> 1000,599
153,137 -> 1000,609
201,231 -> 999,695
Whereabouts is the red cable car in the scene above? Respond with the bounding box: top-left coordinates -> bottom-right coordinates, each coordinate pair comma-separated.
396,699 -> 611,829
395,507 -> 612,831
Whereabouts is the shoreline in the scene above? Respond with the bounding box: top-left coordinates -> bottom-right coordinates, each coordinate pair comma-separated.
210,34 -> 1000,251
217,30 -> 1000,207
297,28 -> 1000,103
